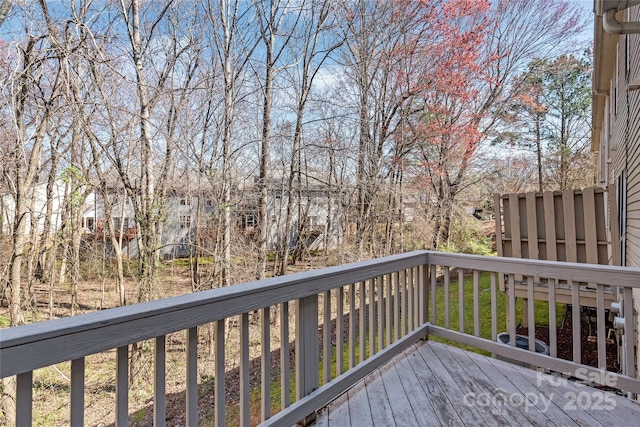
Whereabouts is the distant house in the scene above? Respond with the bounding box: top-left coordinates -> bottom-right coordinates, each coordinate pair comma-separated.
85,175 -> 345,259
0,180 -> 95,235
592,0 -> 640,375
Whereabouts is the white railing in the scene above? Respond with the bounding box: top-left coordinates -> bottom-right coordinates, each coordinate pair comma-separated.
1,251 -> 639,426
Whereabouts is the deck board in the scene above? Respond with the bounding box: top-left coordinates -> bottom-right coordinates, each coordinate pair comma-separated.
315,340 -> 640,427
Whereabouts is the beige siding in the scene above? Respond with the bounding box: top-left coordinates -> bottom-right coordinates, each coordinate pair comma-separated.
595,4 -> 640,380
626,13 -> 640,269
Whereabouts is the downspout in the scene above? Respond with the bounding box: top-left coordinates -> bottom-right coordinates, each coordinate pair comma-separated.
602,1 -> 640,34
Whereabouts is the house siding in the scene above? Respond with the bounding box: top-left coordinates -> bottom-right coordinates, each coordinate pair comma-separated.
594,3 -> 640,381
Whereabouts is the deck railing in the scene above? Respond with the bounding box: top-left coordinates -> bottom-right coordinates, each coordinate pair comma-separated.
1,251 -> 639,426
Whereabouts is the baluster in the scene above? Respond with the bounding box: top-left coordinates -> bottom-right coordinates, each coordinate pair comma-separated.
444,267 -> 450,330
280,302 -> 290,409
596,284 -> 606,369
215,321 -> 225,425
359,281 -> 365,363
548,279 -> 557,358
491,273 -> 497,343
572,280 -> 581,363
377,276 -> 383,350
368,278 -> 375,357
349,284 -> 356,369
16,371 -> 33,427
116,346 -> 128,427
430,266 -> 437,324
154,335 -> 166,426
186,327 -> 198,426
262,307 -> 271,421
508,274 -> 516,347
527,277 -> 535,352
385,273 -> 392,346
394,270 -> 400,341
336,287 -> 344,376
323,291 -> 331,384
458,269 -> 464,333
71,358 -> 85,427
240,313 -> 250,427
401,269 -> 407,336
473,270 -> 480,337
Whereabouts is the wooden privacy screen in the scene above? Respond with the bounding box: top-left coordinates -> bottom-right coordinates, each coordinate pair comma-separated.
494,186 -> 619,307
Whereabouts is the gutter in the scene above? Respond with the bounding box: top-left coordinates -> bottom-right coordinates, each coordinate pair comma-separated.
598,0 -> 640,34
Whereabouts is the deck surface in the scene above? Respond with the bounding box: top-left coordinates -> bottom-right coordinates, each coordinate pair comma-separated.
314,340 -> 640,426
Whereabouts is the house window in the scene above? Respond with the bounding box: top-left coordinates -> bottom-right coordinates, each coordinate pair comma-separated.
180,215 -> 191,229
205,199 -> 214,207
180,198 -> 191,206
113,217 -> 129,230
244,214 -> 257,228
85,217 -> 95,231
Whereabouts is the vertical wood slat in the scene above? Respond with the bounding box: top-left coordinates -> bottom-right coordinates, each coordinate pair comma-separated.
572,282 -> 581,364
491,273 -> 497,343
414,267 -> 420,329
400,269 -> 407,336
543,191 -> 560,315
420,265 -> 428,325
280,302 -> 290,410
215,321 -> 225,425
623,287 -> 634,382
359,281 -> 365,363
368,279 -> 375,357
240,313 -> 250,427
395,271 -> 402,339
473,270 -> 480,337
509,193 -> 523,259
154,335 -> 166,427
70,358 -> 85,427
564,190 -> 578,263
336,287 -> 344,376
430,267 -> 436,325
296,295 -> 319,402
583,188 -> 599,266
596,285 -> 606,370
348,285 -> 356,370
116,345 -> 128,427
186,327 -> 198,427
261,307 -> 271,421
323,291 -> 331,385
444,267 -> 450,330
548,279 -> 557,358
525,192 -> 539,260
508,274 -> 516,348
543,191 -> 558,262
494,193 -> 503,259
527,277 -> 535,352
458,269 -> 464,333
385,274 -> 392,346
377,276 -> 383,349
608,183 -> 621,266
563,191 -> 581,364
407,269 -> 414,332
16,371 -> 33,427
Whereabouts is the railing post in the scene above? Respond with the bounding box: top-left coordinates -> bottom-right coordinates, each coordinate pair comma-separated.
296,295 -> 319,425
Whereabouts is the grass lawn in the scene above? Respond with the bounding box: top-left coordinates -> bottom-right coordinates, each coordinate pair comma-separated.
431,270 -> 565,353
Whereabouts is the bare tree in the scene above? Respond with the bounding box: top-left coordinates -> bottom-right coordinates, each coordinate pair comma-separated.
252,0 -> 302,278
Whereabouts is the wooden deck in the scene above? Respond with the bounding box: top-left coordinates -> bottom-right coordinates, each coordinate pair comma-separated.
314,340 -> 640,426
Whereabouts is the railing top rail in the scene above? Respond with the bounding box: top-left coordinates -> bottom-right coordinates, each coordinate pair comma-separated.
0,251 -> 428,377
425,251 -> 640,288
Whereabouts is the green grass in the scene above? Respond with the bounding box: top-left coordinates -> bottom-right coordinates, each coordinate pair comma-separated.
431,271 -> 565,353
